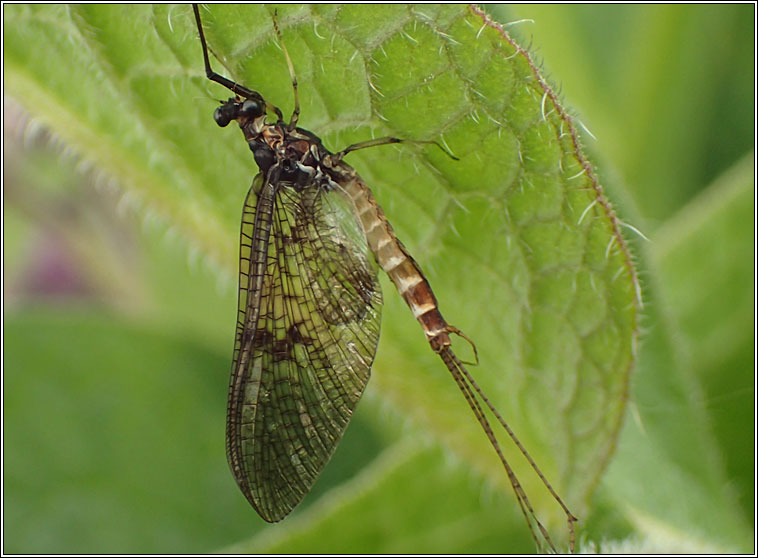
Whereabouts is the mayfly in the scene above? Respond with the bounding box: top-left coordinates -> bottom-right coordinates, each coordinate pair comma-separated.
193,5 -> 577,552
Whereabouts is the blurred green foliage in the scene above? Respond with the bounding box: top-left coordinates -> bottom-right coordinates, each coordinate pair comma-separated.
3,4 -> 754,554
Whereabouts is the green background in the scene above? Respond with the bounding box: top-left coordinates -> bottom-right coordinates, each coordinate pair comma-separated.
3,4 -> 754,553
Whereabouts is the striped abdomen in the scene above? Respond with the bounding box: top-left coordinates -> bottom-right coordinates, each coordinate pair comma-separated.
340,174 -> 452,353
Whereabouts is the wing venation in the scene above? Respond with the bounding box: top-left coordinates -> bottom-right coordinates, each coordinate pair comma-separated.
227,175 -> 382,521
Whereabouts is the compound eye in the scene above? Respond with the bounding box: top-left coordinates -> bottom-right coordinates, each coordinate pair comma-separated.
213,103 -> 237,127
240,98 -> 264,119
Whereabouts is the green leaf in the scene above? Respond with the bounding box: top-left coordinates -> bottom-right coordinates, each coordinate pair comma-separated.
3,312 -> 235,553
496,4 -> 755,223
598,154 -> 755,552
4,4 -> 639,552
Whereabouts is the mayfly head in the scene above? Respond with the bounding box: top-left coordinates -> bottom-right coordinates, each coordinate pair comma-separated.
213,95 -> 267,128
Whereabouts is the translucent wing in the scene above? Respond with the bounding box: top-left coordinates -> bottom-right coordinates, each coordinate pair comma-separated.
227,173 -> 382,522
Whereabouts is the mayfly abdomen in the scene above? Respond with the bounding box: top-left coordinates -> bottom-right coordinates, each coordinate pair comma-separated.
340,175 -> 452,353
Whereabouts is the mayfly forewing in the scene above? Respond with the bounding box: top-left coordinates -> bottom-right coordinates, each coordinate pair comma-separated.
229,176 -> 382,522
193,4 -> 382,521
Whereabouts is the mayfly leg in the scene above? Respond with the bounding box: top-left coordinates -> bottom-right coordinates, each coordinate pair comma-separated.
192,4 -> 257,99
193,4 -> 285,122
334,137 -> 459,163
270,10 -> 300,131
